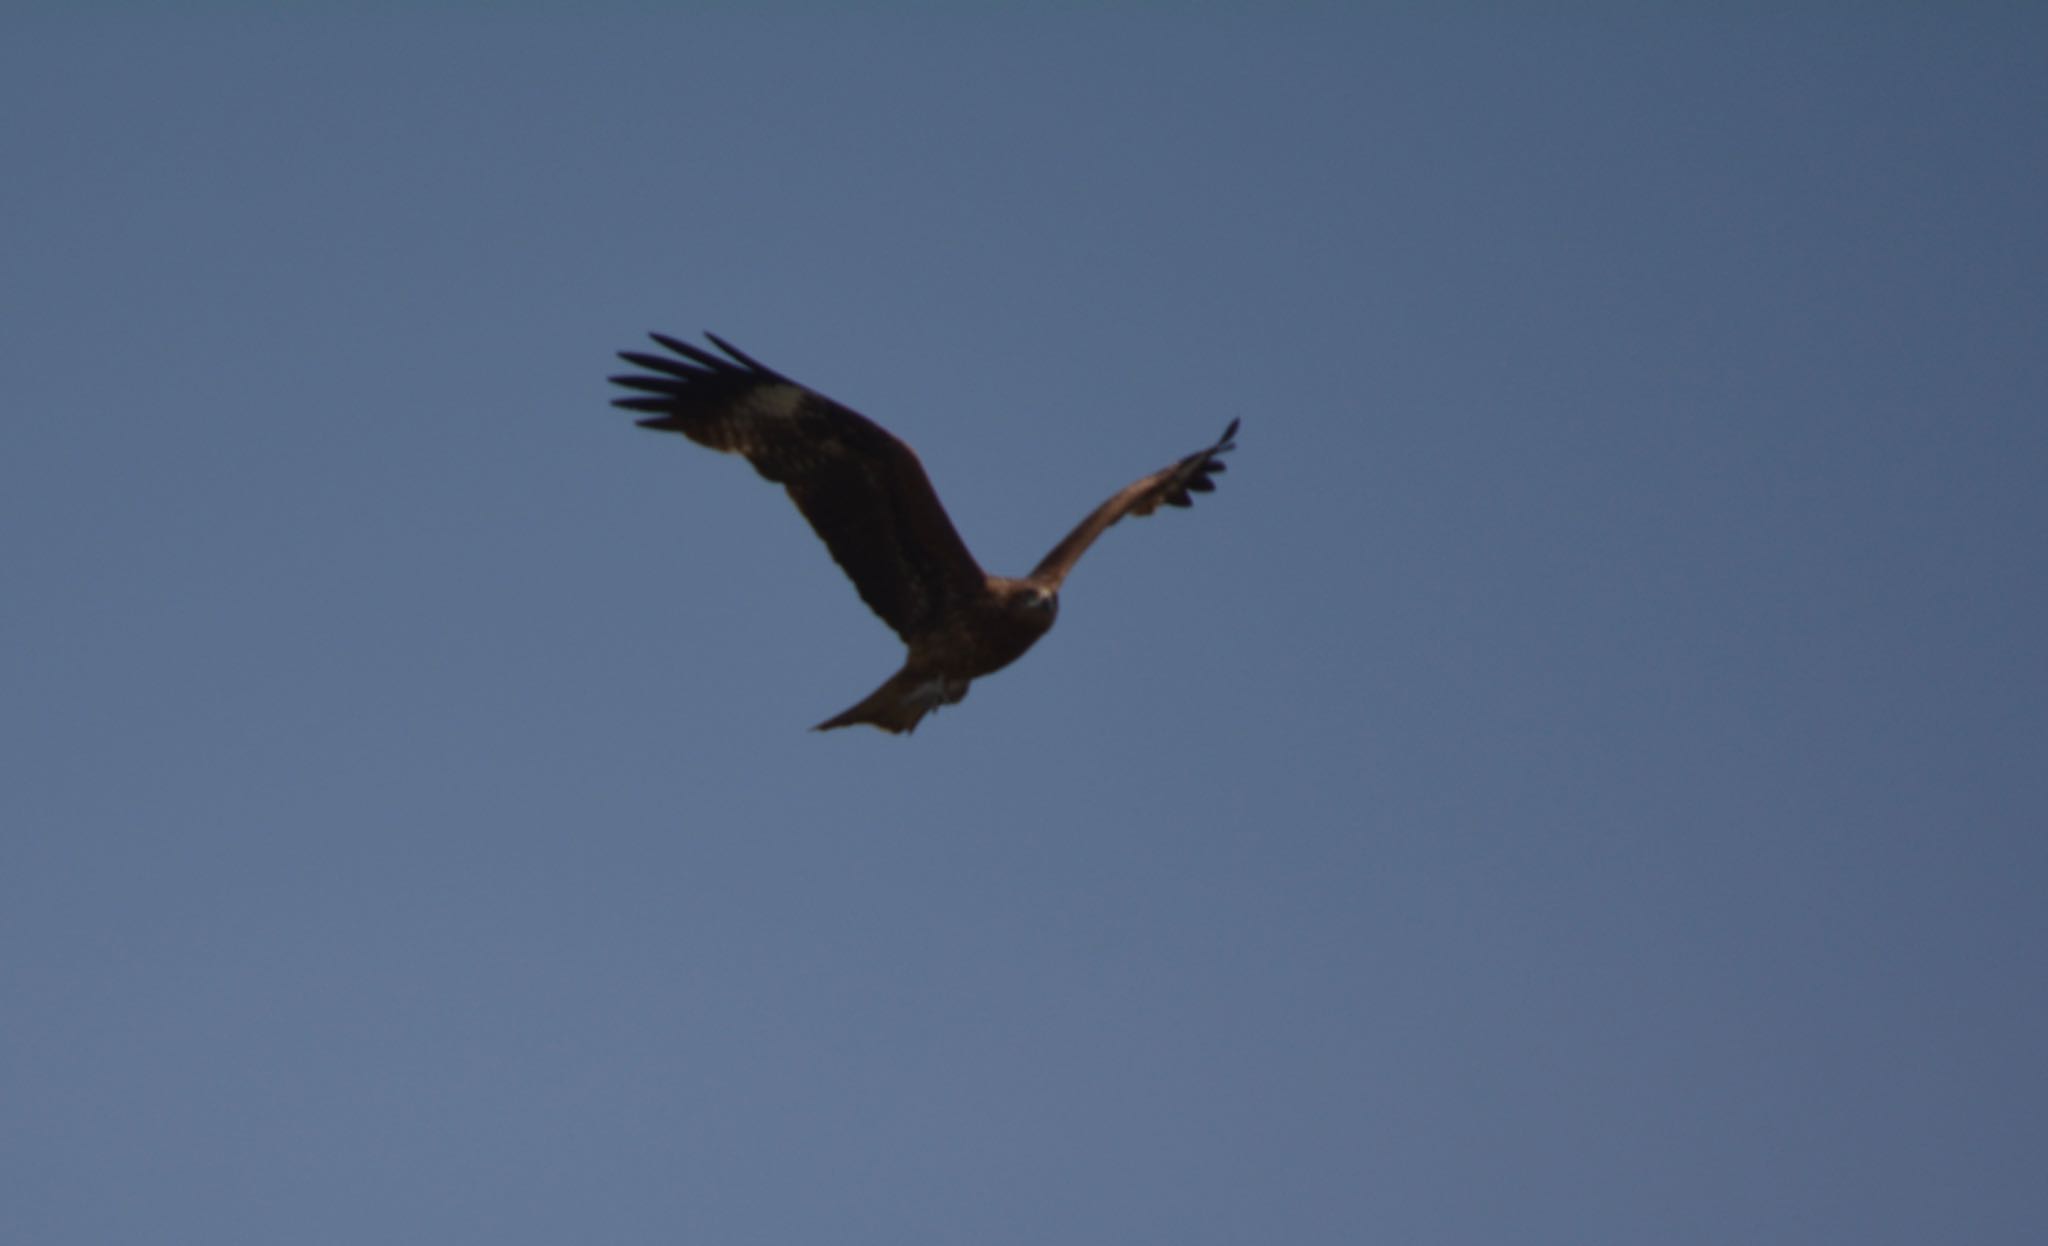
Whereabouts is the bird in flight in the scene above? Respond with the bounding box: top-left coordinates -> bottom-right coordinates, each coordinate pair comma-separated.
609,332 -> 1238,733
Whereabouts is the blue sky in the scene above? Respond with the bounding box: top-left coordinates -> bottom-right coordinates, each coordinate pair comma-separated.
4,8 -> 2045,1243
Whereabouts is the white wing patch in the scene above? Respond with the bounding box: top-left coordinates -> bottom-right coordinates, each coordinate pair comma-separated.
744,383 -> 809,421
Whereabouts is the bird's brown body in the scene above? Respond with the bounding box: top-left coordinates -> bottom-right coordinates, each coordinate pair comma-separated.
815,577 -> 1058,732
609,332 -> 1237,733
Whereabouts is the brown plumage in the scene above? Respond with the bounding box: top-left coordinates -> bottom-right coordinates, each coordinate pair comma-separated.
610,332 -> 1238,733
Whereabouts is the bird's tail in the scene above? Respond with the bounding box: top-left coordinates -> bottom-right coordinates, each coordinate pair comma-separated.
813,665 -> 967,735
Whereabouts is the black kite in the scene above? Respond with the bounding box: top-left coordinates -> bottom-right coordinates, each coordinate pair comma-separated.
609,332 -> 1238,733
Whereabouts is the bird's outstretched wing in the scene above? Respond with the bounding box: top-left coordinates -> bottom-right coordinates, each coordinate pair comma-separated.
1027,419 -> 1239,591
611,333 -> 986,641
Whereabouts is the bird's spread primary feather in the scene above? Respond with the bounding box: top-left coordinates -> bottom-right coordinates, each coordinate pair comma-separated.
609,332 -> 1238,733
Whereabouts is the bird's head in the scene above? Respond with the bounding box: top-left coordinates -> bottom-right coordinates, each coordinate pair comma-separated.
1016,583 -> 1059,624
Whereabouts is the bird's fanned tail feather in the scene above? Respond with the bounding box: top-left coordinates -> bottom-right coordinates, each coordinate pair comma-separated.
813,666 -> 967,735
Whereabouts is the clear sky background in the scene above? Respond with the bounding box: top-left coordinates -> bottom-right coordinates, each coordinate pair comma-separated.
4,7 -> 2045,1243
